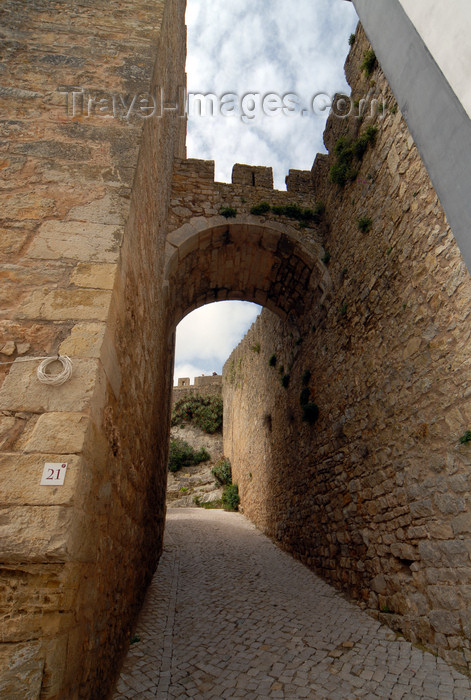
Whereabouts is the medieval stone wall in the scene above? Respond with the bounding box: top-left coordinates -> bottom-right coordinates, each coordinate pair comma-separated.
172,376 -> 222,407
166,158 -> 331,326
223,27 -> 471,673
3,3 -> 471,694
0,1 -> 186,697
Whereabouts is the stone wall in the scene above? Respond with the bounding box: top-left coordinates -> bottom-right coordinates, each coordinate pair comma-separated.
0,0 -> 186,697
223,26 -> 471,673
165,158 -> 330,326
172,376 -> 222,407
3,2 -> 471,692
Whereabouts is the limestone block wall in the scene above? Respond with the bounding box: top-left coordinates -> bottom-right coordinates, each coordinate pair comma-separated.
165,158 -> 332,328
0,1 -> 186,697
224,27 -> 471,673
168,158 -> 325,235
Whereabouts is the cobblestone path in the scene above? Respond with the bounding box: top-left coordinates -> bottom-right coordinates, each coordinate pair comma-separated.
113,509 -> 471,699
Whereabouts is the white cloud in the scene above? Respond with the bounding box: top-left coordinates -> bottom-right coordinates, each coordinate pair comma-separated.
186,0 -> 359,187
174,302 -> 261,384
176,1 -> 359,383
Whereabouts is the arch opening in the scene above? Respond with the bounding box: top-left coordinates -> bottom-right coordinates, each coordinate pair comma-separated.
165,218 -> 331,330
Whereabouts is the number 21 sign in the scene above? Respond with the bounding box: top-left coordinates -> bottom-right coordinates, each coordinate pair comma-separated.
41,463 -> 68,486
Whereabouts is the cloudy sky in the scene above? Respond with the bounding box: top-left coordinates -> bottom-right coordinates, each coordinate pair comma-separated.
174,0 -> 359,384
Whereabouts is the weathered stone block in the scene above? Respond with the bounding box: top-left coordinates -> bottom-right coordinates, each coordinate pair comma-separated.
435,493 -> 466,515
59,323 -> 106,358
1,192 -> 55,221
16,288 -> 112,321
0,415 -> 18,449
65,193 -> 127,226
25,221 -> 123,263
70,263 -> 116,290
24,413 -> 88,454
452,513 -> 471,535
0,229 -> 30,257
0,454 -> 80,505
390,542 -> 417,560
0,505 -> 74,563
0,358 -> 100,412
429,610 -> 461,635
0,642 -> 44,699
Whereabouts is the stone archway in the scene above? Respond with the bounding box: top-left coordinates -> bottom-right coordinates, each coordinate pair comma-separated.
2,0 -> 471,696
165,216 -> 330,327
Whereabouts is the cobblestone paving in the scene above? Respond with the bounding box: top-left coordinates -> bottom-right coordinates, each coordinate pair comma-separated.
113,509 -> 471,699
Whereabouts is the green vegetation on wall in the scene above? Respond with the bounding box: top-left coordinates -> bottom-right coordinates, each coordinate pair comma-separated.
222,483 -> 240,511
250,201 -> 325,227
220,206 -> 237,218
329,126 -> 378,187
211,457 -> 232,486
361,49 -> 377,77
357,216 -> 373,233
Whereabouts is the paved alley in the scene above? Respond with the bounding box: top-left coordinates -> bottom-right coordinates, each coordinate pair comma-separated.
113,509 -> 471,699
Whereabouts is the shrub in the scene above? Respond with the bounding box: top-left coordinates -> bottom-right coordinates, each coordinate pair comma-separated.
354,126 -> 378,160
364,125 -> 379,142
352,134 -> 369,159
285,203 -> 304,219
220,206 -> 237,218
270,202 -> 324,227
268,354 -> 277,367
251,343 -> 261,353
334,135 -> 352,159
211,457 -> 232,486
172,394 -> 223,433
302,402 -> 319,425
281,374 -> 290,389
250,202 -> 271,216
329,126 -> 378,187
357,216 -> 372,233
168,438 -> 210,473
329,161 -> 351,187
361,49 -> 377,77
222,483 -> 240,511
330,136 -> 355,185
349,33 -> 356,46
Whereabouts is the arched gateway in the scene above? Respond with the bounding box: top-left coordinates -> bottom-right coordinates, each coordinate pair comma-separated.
1,1 -> 471,697
165,163 -> 330,327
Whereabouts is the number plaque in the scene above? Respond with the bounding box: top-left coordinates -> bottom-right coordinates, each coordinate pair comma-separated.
40,462 -> 67,486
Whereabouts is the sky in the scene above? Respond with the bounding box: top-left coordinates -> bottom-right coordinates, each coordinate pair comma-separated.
173,0 -> 359,384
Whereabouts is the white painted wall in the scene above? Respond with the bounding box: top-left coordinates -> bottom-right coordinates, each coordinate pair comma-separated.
398,0 -> 471,119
